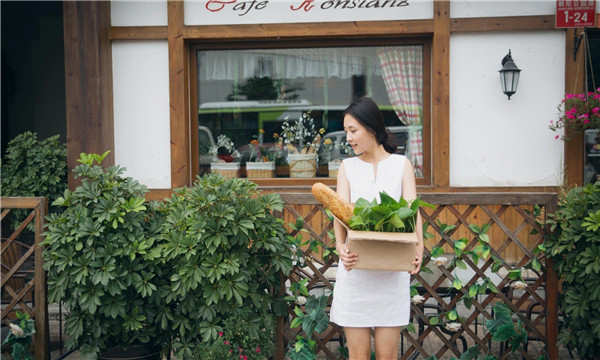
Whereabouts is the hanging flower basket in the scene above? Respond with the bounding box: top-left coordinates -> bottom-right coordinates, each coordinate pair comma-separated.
550,88 -> 600,140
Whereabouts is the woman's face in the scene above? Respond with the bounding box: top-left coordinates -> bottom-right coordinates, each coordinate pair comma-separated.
343,114 -> 378,156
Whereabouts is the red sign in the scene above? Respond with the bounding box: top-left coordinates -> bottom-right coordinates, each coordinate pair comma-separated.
556,0 -> 596,28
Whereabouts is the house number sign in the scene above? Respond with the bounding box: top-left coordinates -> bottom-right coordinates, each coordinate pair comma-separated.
556,0 -> 596,28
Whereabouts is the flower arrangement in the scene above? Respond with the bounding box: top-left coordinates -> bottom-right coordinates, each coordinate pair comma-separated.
209,134 -> 241,162
550,88 -> 600,140
281,112 -> 324,154
247,139 -> 276,163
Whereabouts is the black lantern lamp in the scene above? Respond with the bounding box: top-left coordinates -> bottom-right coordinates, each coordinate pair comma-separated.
499,50 -> 521,100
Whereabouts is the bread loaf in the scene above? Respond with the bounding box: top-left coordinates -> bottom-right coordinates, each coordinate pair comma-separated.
311,182 -> 354,226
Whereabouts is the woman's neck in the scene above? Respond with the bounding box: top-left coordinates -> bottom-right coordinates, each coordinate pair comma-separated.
359,144 -> 389,164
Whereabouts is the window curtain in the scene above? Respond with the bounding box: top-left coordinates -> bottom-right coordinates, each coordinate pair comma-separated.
376,46 -> 423,177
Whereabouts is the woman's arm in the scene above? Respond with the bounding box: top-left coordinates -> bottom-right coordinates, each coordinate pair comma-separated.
402,158 -> 423,275
334,162 -> 358,270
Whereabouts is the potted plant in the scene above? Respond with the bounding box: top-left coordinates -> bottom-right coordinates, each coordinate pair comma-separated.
42,152 -> 169,358
549,87 -> 600,140
210,134 -> 241,178
281,112 -> 324,178
323,138 -> 355,178
155,174 -> 294,359
245,131 -> 276,179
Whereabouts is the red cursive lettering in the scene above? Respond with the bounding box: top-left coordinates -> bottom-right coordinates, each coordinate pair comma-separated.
290,0 -> 315,11
205,0 -> 237,12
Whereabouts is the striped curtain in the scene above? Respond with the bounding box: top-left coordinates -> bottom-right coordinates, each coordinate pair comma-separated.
377,46 -> 424,177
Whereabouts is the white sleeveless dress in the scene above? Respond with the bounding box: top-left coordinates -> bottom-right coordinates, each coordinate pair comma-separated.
329,154 -> 411,327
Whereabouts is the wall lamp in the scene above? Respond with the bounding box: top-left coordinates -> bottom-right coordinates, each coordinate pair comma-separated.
499,50 -> 521,100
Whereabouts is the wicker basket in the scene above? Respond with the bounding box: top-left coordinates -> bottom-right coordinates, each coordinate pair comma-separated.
210,162 -> 240,179
288,153 -> 317,178
246,161 -> 275,178
328,160 -> 342,178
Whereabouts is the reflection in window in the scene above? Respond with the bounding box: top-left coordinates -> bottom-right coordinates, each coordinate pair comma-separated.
197,46 -> 424,178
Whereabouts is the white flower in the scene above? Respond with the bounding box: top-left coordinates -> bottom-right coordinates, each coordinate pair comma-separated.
9,323 -> 24,337
296,296 -> 307,305
445,322 -> 462,332
411,295 -> 425,304
431,256 -> 448,266
510,281 -> 527,290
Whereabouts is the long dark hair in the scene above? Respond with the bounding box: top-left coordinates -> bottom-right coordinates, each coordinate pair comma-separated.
343,97 -> 395,154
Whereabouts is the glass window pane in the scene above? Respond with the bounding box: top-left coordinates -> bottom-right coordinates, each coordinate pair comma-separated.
197,45 -> 425,178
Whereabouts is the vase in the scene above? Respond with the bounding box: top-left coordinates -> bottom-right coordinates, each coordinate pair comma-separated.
287,153 -> 317,178
210,162 -> 240,179
328,159 -> 342,178
246,161 -> 275,178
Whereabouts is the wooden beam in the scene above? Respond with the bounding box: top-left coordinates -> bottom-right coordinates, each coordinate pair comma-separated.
451,15 -> 555,33
33,199 -> 49,360
63,2 -> 115,189
564,28 -> 585,187
182,19 -> 434,40
109,26 -> 168,40
432,0 -> 450,189
168,0 -> 190,188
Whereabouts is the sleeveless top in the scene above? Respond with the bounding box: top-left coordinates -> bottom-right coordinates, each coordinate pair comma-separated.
329,154 -> 411,327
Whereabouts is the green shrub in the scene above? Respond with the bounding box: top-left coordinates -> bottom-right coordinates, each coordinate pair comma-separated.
1,131 -> 67,229
546,182 -> 600,359
158,174 -> 294,359
43,152 -> 170,355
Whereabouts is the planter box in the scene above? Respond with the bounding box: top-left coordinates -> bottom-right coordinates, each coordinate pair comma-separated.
288,153 -> 317,178
246,161 -> 275,178
210,162 -> 240,179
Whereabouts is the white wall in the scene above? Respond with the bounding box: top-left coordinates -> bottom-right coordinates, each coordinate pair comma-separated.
450,31 -> 565,187
112,41 -> 171,189
111,0 -> 168,26
451,0 -> 555,18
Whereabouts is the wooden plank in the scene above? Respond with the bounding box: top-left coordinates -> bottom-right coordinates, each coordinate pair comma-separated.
545,199 -> 559,360
146,189 -> 173,201
34,199 -> 48,360
168,0 -> 190,188
421,40 -> 433,186
63,2 -> 115,189
1,197 -> 44,209
450,15 -> 555,33
0,210 -> 35,257
190,49 -> 199,181
109,26 -> 168,40
432,0 -> 450,189
564,28 -> 585,187
182,19 -> 434,40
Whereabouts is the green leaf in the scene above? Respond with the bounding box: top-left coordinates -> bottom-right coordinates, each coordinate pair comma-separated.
431,246 -> 444,258
429,316 -> 439,325
447,309 -> 458,321
452,277 -> 463,290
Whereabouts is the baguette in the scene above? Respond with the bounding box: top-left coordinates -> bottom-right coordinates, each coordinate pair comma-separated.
311,182 -> 354,226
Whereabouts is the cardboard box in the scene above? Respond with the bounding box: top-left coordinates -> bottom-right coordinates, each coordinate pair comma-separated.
335,216 -> 417,272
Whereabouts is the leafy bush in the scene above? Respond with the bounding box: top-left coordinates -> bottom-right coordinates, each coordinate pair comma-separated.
546,182 -> 600,358
157,174 -> 294,359
2,312 -> 35,360
43,152 -> 170,355
1,131 -> 67,229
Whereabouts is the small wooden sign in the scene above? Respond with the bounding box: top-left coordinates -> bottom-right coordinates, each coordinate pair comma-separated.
556,0 -> 596,28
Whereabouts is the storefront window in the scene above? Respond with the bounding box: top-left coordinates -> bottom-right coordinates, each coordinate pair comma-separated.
196,45 -> 426,179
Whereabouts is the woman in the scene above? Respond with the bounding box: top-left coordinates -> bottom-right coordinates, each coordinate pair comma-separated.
329,97 -> 423,360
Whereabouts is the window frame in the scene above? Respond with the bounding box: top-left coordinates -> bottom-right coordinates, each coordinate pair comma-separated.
189,36 -> 431,187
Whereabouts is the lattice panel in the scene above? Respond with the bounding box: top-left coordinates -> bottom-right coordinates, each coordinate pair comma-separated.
1,197 -> 49,360
276,193 -> 558,360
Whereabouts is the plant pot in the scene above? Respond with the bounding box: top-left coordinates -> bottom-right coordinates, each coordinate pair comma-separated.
210,162 -> 240,179
328,160 -> 342,178
287,153 -> 317,178
99,344 -> 161,360
246,161 -> 275,178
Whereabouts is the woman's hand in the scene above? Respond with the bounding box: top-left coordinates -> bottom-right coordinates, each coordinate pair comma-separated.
338,245 -> 358,271
410,250 -> 423,275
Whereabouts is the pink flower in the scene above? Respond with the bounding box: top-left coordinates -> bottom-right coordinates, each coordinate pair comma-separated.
580,113 -> 589,118
239,356 -> 243,359
567,114 -> 575,119
593,107 -> 600,113
584,119 -> 591,124
566,93 -> 575,99
567,107 -> 577,114
229,349 -> 233,354
597,87 -> 600,92
219,332 -> 223,337
578,94 -> 586,99
224,340 -> 230,345
555,135 -> 560,140
595,94 -> 600,99
256,346 -> 261,353
243,357 -> 248,360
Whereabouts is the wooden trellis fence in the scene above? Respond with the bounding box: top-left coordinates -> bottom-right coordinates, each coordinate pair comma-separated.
1,197 -> 49,360
275,192 -> 558,360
